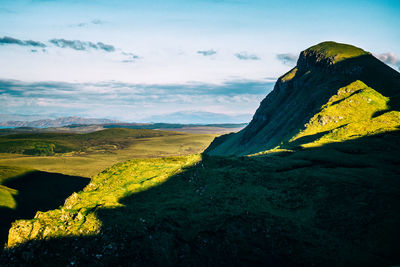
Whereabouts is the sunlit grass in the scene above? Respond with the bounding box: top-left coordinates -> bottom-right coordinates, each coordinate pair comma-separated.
281,67 -> 298,82
286,80 -> 400,148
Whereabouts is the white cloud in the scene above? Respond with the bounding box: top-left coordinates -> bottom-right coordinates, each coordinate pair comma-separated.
376,52 -> 400,70
276,53 -> 297,66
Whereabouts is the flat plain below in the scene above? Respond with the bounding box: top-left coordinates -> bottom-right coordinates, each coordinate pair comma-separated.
0,130 -> 217,178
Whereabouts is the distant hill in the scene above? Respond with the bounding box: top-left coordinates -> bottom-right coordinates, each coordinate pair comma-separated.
0,113 -> 249,130
206,41 -> 400,155
144,111 -> 252,124
0,116 -> 119,128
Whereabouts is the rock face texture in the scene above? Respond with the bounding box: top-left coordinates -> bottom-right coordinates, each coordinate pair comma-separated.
206,41 -> 400,156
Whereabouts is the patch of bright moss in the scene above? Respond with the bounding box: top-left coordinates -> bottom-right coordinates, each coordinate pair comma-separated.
292,81 -> 389,140
304,111 -> 400,148
281,67 -> 298,82
249,147 -> 293,157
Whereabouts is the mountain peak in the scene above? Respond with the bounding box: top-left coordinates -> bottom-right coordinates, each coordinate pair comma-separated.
297,41 -> 369,70
206,41 -> 400,156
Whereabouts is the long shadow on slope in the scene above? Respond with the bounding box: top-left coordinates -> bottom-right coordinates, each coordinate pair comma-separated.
281,129 -> 333,149
0,171 -> 89,248
2,131 -> 400,266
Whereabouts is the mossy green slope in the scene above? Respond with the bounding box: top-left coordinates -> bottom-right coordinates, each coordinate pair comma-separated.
283,80 -> 400,148
206,41 -> 400,156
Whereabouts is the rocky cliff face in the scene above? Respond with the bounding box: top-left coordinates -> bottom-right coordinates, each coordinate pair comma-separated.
206,41 -> 400,156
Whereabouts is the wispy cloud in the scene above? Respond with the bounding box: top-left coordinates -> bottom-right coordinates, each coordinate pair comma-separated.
234,52 -> 260,60
0,36 -> 46,48
197,49 -> 217,56
1,35 -> 122,55
76,22 -> 88,27
376,52 -> 400,70
97,42 -> 115,52
122,52 -> 140,59
276,53 -> 297,66
121,52 -> 141,63
49,39 -> 87,50
49,39 -> 115,52
71,19 -> 106,28
91,19 -> 106,25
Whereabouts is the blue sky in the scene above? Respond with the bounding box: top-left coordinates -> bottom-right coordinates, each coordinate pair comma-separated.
0,0 -> 399,122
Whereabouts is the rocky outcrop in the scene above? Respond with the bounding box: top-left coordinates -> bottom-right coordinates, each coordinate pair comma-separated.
7,195 -> 102,248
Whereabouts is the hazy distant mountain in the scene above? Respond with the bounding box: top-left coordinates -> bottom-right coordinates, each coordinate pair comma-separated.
0,114 -> 51,123
0,116 -> 119,128
144,111 -> 252,124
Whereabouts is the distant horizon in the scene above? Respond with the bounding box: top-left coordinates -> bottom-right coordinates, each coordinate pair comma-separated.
0,111 -> 253,125
1,0 -> 400,121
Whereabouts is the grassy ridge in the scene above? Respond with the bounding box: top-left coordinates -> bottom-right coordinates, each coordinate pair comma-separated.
6,155 -> 201,247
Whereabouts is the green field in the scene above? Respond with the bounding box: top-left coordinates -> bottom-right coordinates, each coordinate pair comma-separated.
0,128 -> 216,178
